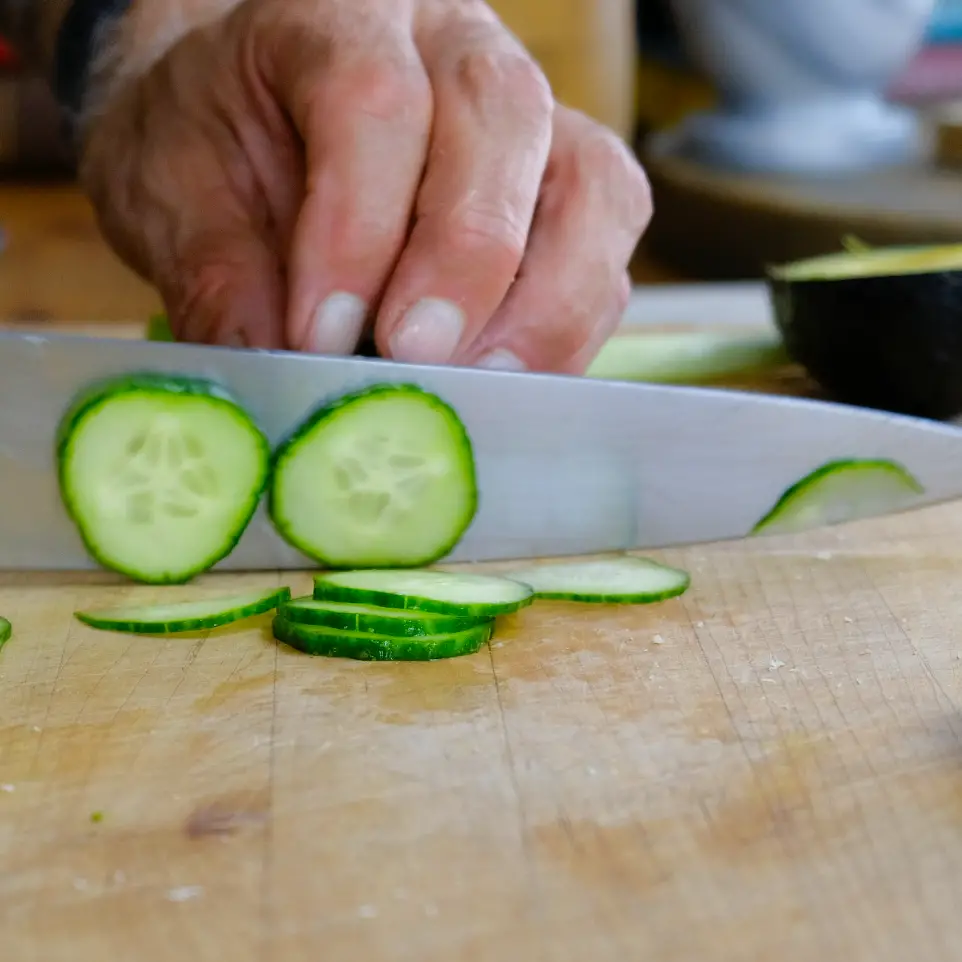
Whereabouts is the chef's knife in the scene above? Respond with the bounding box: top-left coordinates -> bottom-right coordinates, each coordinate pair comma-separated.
2,329 -> 961,572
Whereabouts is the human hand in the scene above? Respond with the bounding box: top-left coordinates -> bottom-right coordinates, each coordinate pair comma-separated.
79,0 -> 652,374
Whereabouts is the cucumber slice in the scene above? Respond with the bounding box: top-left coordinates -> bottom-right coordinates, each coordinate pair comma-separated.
751,458 -> 924,535
280,596 -> 487,637
312,569 -> 534,617
272,615 -> 494,661
269,384 -> 478,568
0,617 -> 10,649
586,331 -> 789,384
504,557 -> 690,603
57,374 -> 270,584
75,586 -> 291,633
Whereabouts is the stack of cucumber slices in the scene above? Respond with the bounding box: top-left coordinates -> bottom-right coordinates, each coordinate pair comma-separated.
68,558 -> 692,661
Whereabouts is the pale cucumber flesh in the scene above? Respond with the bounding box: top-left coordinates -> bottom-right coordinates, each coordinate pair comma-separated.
272,615 -> 494,661
75,586 -> 291,633
752,459 -> 924,535
312,568 -> 534,616
280,597 -> 486,637
59,379 -> 269,584
270,385 -> 477,568
505,557 -> 690,603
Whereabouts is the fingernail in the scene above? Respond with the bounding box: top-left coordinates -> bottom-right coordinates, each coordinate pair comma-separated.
477,349 -> 527,372
311,292 -> 368,354
390,298 -> 464,365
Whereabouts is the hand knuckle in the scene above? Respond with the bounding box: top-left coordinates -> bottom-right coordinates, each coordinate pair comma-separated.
446,205 -> 527,264
456,47 -> 553,117
573,128 -> 653,230
328,56 -> 431,122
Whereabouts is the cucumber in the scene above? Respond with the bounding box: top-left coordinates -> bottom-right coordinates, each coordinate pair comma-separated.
280,596 -> 487,637
268,384 -> 478,568
146,313 -> 175,342
586,330 -> 789,385
57,374 -> 270,584
272,615 -> 494,661
0,617 -> 10,649
75,586 -> 291,633
312,568 -> 534,617
751,458 -> 924,536
504,557 -> 690,603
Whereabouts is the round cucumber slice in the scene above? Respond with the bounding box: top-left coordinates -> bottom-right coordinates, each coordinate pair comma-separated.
57,374 -> 270,584
751,458 -> 924,536
75,586 -> 292,633
0,617 -> 10,649
504,557 -> 690,603
279,596 -> 487,637
269,384 -> 478,568
312,568 -> 534,617
272,615 -> 494,661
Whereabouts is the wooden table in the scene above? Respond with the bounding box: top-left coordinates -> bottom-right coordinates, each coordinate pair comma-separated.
5,186 -> 962,961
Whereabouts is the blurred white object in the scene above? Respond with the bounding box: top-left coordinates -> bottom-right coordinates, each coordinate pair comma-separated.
660,0 -> 937,174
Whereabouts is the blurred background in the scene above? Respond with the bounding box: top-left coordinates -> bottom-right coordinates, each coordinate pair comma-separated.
1,0 -> 962,325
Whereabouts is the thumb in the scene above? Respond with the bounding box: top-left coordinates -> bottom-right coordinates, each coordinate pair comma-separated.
162,227 -> 287,350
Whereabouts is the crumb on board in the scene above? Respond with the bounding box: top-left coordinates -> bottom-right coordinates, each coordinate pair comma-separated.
166,885 -> 204,903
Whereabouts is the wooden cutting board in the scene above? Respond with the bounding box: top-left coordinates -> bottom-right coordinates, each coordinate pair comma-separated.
4,321 -> 962,961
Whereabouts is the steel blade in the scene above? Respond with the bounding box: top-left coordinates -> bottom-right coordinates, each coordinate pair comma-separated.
2,330 -> 962,571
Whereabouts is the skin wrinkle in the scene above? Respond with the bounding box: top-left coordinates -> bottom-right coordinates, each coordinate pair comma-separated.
13,0 -> 653,373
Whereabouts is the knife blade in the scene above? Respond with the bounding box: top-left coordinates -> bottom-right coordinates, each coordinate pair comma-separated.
1,329 -> 961,572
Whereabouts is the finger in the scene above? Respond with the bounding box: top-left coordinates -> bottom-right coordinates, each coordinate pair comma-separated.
460,107 -> 652,373
560,272 -> 631,375
161,215 -> 287,349
259,4 -> 433,355
371,12 -> 554,365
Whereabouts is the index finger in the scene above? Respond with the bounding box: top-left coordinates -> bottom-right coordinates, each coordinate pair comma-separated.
259,3 -> 433,356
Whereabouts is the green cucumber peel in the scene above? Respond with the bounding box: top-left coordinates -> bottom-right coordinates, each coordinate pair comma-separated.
312,568 -> 534,617
57,373 -> 270,584
279,596 -> 488,637
75,586 -> 292,634
146,314 -> 175,342
272,615 -> 494,661
504,557 -> 691,603
751,458 -> 924,536
269,383 -> 478,569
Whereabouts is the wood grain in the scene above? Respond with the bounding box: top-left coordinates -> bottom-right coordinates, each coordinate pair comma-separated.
4,506 -> 962,959
5,184 -> 961,959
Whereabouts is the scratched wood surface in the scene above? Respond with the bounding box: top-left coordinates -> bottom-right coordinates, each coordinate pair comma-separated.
4,185 -> 962,959
4,507 -> 962,960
